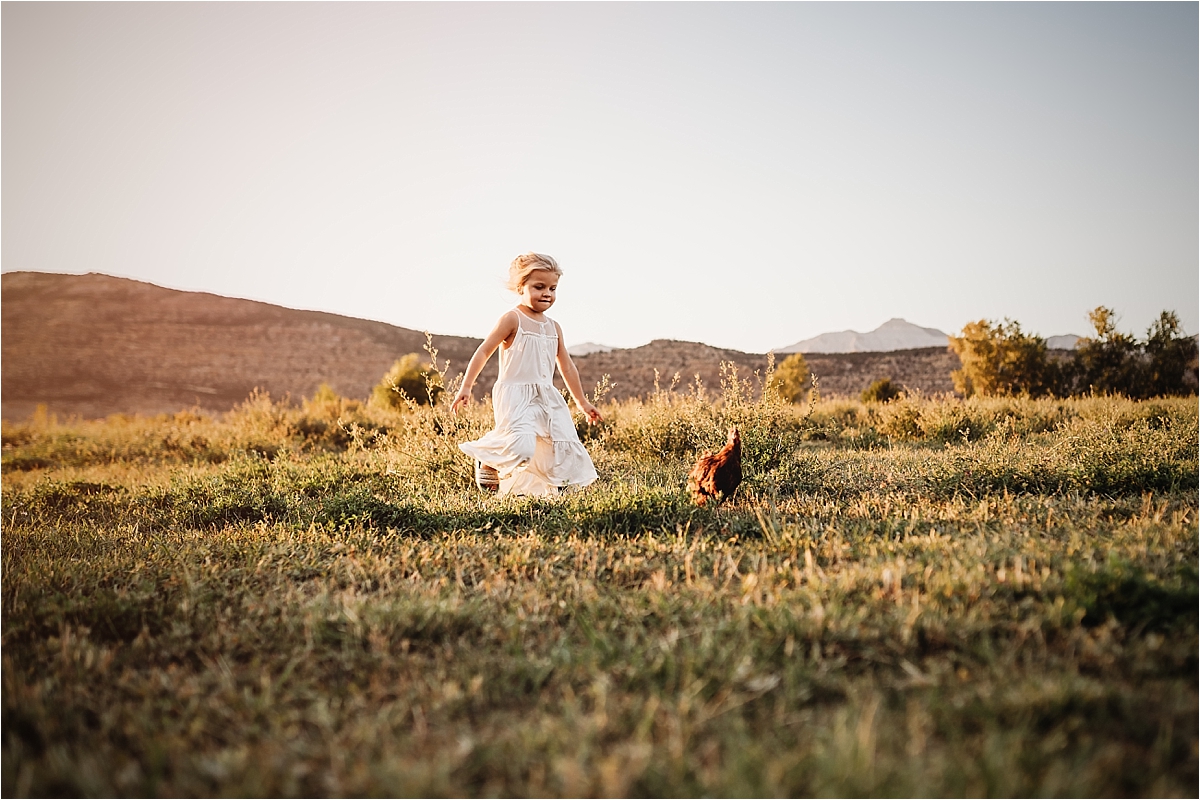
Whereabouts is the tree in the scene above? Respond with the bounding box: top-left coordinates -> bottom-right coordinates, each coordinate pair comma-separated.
371,354 -> 443,410
1142,311 -> 1198,398
948,319 -> 1052,397
949,307 -> 1195,400
1070,307 -> 1141,397
771,353 -> 811,403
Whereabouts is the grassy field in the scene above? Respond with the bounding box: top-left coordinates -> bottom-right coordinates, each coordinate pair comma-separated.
2,373 -> 1197,797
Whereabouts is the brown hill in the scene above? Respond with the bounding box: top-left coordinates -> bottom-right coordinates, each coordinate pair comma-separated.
571,339 -> 770,402
802,348 -> 959,397
1,272 -> 493,420
2,272 -> 962,420
569,342 -> 958,401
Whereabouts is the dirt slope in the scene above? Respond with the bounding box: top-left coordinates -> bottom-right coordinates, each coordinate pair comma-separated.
1,272 -> 492,420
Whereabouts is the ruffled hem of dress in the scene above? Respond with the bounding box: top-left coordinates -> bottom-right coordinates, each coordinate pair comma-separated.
502,440 -> 597,498
460,436 -> 597,498
459,432 -> 529,475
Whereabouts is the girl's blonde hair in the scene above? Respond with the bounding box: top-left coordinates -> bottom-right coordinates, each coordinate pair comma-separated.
507,252 -> 562,293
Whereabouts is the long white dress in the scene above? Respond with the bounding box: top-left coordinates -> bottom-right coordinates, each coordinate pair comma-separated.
459,311 -> 598,497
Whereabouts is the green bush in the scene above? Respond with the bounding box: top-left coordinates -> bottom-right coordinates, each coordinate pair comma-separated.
873,393 -> 924,441
295,384 -> 386,451
770,353 -> 810,404
949,319 -> 1054,397
861,377 -> 902,404
371,354 -> 444,411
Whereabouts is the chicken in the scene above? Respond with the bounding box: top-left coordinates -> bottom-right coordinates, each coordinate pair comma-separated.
687,427 -> 742,506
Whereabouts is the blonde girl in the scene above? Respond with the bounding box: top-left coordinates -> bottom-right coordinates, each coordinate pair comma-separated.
451,253 -> 601,497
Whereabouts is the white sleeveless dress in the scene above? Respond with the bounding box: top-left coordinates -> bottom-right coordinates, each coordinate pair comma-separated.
459,310 -> 598,497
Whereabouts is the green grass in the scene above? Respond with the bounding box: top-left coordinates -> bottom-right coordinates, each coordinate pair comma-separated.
2,386 -> 1197,796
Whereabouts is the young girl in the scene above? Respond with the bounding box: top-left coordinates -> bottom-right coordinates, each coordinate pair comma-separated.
451,253 -> 602,497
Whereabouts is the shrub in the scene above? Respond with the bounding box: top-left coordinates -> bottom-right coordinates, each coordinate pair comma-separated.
771,353 -> 810,403
597,360 -> 815,476
220,389 -> 294,458
873,393 -> 924,441
949,319 -> 1054,397
296,384 -> 384,451
371,354 -> 444,411
806,399 -> 869,441
861,378 -> 902,404
602,391 -> 720,459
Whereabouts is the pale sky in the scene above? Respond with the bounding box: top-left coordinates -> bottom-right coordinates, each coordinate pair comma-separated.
3,2 -> 1197,352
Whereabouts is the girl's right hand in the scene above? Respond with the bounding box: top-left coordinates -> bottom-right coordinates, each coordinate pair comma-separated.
580,400 -> 602,424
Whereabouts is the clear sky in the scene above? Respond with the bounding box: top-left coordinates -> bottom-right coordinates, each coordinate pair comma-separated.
3,2 -> 1196,353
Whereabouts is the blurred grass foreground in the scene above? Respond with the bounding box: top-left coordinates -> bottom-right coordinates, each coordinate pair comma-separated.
2,371 -> 1197,796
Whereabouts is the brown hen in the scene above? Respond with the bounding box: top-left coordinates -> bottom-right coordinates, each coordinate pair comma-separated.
687,427 -> 742,506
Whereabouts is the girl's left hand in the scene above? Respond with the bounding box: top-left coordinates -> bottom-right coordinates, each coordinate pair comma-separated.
451,389 -> 471,415
581,402 -> 602,424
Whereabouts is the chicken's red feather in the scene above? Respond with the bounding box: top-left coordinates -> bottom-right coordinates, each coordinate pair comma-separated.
687,427 -> 742,506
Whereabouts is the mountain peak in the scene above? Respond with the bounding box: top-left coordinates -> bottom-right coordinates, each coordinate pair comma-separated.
778,318 -> 950,354
567,342 -> 616,356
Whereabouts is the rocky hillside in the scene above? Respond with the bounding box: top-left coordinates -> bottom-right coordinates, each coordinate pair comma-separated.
2,272 -> 962,420
569,342 -> 959,402
1,272 -> 493,420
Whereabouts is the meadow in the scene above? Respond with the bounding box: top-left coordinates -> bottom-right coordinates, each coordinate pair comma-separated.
2,367 -> 1197,797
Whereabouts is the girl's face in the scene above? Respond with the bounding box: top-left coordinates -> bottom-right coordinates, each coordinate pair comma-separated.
519,270 -> 558,313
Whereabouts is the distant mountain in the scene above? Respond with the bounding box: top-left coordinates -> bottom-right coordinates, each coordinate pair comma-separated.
1046,334 -> 1081,350
568,342 -> 617,356
779,318 -> 949,354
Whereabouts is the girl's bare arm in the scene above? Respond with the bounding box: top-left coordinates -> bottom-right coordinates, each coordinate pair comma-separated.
554,322 -> 602,423
451,312 -> 518,414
